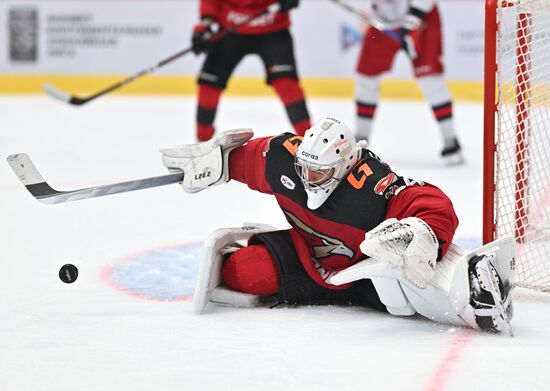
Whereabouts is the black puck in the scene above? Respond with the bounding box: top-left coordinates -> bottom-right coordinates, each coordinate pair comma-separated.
59,264 -> 78,284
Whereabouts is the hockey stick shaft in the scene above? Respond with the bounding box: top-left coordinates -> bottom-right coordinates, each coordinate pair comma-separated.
7,153 -> 183,204
45,52 -> 193,105
328,0 -> 401,30
327,0 -> 417,58
45,3 -> 280,106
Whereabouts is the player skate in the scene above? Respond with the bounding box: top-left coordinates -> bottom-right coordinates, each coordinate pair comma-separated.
441,137 -> 464,165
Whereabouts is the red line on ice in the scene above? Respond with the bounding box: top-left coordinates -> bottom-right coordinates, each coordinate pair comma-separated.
423,328 -> 475,391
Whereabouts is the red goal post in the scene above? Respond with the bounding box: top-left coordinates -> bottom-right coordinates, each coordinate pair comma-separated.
483,0 -> 550,290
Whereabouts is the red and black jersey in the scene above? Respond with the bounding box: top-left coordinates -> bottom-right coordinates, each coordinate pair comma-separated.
200,0 -> 291,35
229,133 -> 459,289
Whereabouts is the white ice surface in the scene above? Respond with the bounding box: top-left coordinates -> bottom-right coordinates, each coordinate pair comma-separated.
1,95 -> 550,391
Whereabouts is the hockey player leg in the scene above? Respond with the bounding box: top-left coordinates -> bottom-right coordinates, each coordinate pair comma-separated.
355,25 -> 397,143
417,75 -> 464,165
355,74 -> 381,143
261,30 -> 311,135
197,84 -> 223,141
271,78 -> 311,136
329,245 -> 469,325
160,128 -> 253,193
330,237 -> 515,335
193,223 -> 277,314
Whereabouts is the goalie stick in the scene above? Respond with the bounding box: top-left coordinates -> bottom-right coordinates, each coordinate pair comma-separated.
44,2 -> 280,106
7,153 -> 183,204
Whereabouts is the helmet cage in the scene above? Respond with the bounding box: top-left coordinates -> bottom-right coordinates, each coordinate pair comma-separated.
294,116 -> 361,209
294,156 -> 344,192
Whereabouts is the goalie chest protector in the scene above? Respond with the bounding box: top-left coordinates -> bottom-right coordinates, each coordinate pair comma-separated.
262,133 -> 415,279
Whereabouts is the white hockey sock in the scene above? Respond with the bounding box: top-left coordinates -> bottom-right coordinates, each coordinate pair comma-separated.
440,119 -> 457,144
417,75 -> 458,142
356,117 -> 373,141
355,74 -> 381,141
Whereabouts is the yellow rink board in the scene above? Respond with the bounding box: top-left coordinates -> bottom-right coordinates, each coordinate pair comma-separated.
0,75 -> 483,101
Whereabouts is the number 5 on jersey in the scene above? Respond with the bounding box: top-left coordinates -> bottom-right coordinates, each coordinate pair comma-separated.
347,163 -> 373,189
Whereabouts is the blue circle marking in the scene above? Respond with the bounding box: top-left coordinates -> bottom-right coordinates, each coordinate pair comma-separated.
108,243 -> 202,301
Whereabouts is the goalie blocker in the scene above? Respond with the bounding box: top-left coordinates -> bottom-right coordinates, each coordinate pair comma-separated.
194,224 -> 515,335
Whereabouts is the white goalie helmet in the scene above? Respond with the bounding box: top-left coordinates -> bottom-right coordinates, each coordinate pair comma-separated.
295,117 -> 362,209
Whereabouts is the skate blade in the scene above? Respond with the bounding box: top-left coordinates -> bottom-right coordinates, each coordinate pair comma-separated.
443,152 -> 465,166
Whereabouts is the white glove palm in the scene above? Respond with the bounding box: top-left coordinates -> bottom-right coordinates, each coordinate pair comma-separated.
360,217 -> 438,288
160,129 -> 253,193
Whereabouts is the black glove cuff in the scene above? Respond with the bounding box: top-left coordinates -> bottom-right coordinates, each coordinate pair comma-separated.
409,7 -> 427,21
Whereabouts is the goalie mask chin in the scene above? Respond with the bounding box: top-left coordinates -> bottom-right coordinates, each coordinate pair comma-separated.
295,117 -> 361,210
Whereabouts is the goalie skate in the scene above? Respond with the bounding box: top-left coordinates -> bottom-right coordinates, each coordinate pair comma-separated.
468,253 -> 514,336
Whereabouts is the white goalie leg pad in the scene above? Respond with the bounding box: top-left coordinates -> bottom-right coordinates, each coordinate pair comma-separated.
360,217 -> 439,289
193,222 -> 277,315
399,238 -> 515,333
329,258 -> 416,316
330,238 -> 515,332
160,129 -> 253,193
330,245 -> 470,325
398,244 -> 471,327
372,276 -> 417,316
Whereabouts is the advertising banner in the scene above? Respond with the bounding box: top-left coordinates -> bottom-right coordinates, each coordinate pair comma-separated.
0,1 -> 198,74
0,0 -> 485,80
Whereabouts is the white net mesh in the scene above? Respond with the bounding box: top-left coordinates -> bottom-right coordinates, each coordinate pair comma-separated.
494,0 -> 550,290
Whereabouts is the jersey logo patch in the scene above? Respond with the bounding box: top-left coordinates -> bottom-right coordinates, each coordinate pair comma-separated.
374,173 -> 397,195
283,210 -> 355,260
280,175 -> 296,190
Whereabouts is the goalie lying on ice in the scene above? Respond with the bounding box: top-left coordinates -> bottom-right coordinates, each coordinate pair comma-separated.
160,117 -> 514,335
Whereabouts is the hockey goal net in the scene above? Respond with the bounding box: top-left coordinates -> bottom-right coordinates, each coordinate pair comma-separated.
484,0 -> 550,290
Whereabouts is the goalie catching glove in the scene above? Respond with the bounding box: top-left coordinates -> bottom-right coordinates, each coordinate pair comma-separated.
360,217 -> 439,288
160,129 -> 253,193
